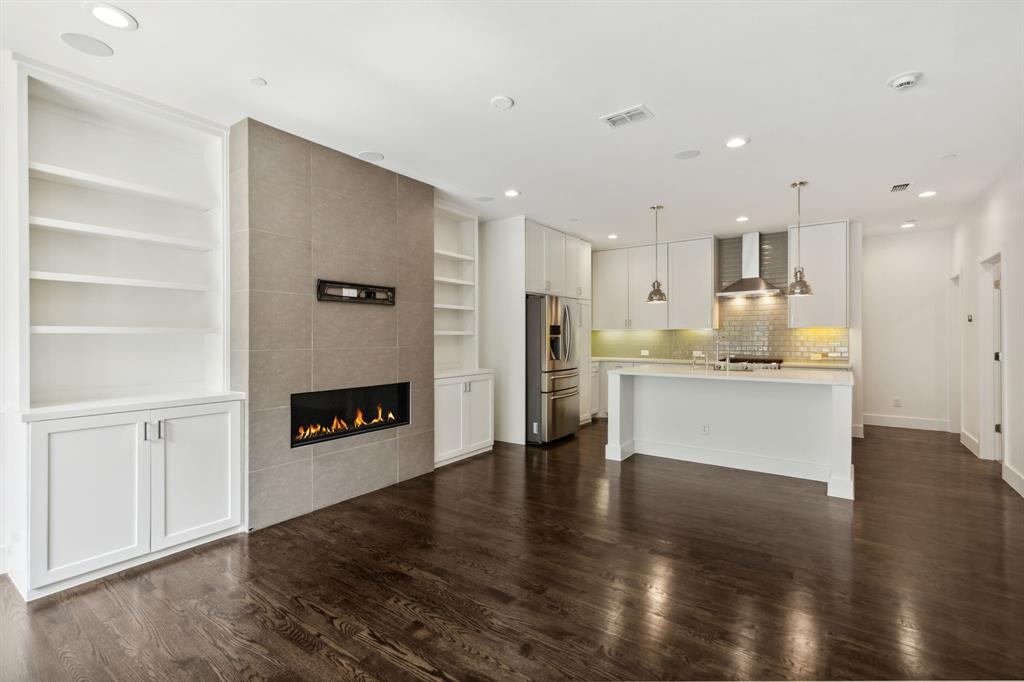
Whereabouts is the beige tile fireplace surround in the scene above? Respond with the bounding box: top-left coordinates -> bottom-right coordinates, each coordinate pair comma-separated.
230,120 -> 435,530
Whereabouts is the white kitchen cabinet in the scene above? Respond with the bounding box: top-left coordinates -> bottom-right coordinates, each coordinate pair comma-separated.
578,239 -> 592,300
27,399 -> 243,592
150,402 -> 242,552
593,249 -> 630,329
564,236 -> 592,299
599,362 -> 635,417
574,300 -> 592,425
590,363 -> 600,416
565,236 -> 580,299
29,411 -> 151,588
668,238 -> 718,329
525,220 -> 547,294
788,221 -> 848,328
627,245 -> 669,330
434,371 -> 494,465
544,227 -> 566,295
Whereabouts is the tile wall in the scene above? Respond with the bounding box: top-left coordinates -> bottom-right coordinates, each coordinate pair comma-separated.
230,120 -> 435,530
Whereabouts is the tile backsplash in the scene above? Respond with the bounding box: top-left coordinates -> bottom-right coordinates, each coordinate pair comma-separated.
591,231 -> 849,364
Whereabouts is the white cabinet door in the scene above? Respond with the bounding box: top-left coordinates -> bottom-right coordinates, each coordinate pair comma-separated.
545,227 -> 566,295
593,249 -> 629,329
599,362 -> 634,417
150,402 -> 242,551
525,220 -> 546,294
29,411 -> 151,588
435,380 -> 465,462
627,244 -> 669,330
668,238 -> 717,329
565,236 -> 581,298
590,367 -> 600,415
788,221 -> 848,328
575,300 -> 592,424
464,375 -> 494,453
578,240 -> 592,300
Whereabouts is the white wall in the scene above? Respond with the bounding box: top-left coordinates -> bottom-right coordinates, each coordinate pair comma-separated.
951,155 -> 1024,496
863,228 -> 952,431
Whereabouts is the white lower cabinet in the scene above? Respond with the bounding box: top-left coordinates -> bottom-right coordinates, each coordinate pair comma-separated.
28,400 -> 243,591
599,362 -> 635,417
150,402 -> 242,551
435,371 -> 494,465
590,363 -> 600,416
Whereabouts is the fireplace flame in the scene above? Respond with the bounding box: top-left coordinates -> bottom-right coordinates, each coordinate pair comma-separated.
294,403 -> 398,442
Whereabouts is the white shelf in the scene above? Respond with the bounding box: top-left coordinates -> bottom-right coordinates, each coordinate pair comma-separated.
434,249 -> 474,262
30,270 -> 211,292
434,304 -> 475,311
434,276 -> 475,287
31,326 -> 218,335
434,330 -> 474,336
29,162 -> 216,211
30,216 -> 218,252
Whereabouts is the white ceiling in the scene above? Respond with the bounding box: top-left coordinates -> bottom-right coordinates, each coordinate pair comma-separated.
3,1 -> 1023,246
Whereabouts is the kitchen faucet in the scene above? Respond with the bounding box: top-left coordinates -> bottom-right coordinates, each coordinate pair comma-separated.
715,335 -> 730,372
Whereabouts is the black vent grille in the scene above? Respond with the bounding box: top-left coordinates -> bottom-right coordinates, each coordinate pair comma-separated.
890,183 -> 911,192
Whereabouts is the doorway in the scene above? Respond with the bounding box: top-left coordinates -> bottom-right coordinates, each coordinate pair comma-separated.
993,265 -> 1003,461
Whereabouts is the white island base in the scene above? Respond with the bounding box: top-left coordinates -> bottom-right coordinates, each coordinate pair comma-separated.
606,365 -> 855,499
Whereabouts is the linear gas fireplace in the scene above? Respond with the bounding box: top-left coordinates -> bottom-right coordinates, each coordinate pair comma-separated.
291,382 -> 410,448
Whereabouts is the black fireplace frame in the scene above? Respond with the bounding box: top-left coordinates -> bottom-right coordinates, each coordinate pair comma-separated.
290,382 -> 411,448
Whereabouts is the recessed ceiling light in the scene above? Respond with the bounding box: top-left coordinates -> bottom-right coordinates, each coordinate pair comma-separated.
358,151 -> 384,162
569,218 -> 579,222
725,136 -> 748,149
474,196 -> 494,203
249,76 -> 268,87
608,234 -> 619,240
736,216 -> 749,223
60,33 -> 114,56
491,95 -> 515,110
887,71 -> 923,91
504,189 -> 520,198
87,2 -> 138,30
901,221 -> 916,229
918,190 -> 937,198
674,149 -> 701,160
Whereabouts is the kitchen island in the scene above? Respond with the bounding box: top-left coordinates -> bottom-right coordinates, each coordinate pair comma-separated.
606,364 -> 854,498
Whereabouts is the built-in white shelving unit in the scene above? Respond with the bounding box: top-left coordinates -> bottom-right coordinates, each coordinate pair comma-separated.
6,69 -> 229,409
434,203 -> 480,374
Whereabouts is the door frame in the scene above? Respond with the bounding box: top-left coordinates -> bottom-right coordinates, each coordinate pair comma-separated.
978,252 -> 1008,461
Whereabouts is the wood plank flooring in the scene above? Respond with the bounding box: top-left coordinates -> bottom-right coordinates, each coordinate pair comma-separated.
3,423 -> 1024,680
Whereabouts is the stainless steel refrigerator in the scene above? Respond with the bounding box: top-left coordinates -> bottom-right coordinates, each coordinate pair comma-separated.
526,294 -> 580,444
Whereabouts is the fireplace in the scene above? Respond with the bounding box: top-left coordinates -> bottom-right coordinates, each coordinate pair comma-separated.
290,382 -> 411,448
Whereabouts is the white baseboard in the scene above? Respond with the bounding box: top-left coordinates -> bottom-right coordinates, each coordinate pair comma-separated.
631,438 -> 831,483
961,430 -> 980,457
863,413 -> 950,432
1002,462 -> 1024,498
852,424 -> 864,438
434,444 -> 493,469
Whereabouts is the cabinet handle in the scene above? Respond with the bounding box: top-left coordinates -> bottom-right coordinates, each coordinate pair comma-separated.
143,422 -> 149,441
157,420 -> 164,440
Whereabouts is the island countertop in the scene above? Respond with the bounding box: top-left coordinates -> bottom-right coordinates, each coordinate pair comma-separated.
608,364 -> 854,387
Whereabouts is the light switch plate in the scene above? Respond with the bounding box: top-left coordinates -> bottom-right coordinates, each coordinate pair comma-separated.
640,349 -> 650,356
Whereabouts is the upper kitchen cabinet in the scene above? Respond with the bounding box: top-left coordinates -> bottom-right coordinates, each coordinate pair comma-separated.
525,219 -> 566,295
627,245 -> 669,329
525,219 -> 590,298
668,237 -> 718,329
593,245 -> 668,330
787,220 -> 848,328
565,235 -> 592,299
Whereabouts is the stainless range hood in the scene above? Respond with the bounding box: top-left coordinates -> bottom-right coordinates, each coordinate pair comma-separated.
717,232 -> 782,297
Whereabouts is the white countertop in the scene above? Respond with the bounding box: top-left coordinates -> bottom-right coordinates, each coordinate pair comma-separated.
609,363 -> 854,386
592,356 -> 851,370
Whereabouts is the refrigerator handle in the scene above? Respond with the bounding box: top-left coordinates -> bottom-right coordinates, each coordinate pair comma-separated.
563,303 -> 573,363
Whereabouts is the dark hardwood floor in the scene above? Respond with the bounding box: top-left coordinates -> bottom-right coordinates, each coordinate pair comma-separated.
3,423 -> 1024,681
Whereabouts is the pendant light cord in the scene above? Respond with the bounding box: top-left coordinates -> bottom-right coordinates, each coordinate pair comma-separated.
796,183 -> 802,269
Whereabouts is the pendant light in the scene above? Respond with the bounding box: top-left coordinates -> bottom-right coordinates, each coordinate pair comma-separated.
646,205 -> 667,303
788,181 -> 813,297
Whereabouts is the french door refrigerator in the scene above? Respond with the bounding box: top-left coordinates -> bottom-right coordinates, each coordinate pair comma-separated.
526,294 -> 580,444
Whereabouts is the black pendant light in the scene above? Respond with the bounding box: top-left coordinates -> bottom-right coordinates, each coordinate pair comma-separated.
646,205 -> 667,303
788,181 -> 813,297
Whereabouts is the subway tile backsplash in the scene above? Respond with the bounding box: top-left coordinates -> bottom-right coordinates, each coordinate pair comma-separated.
592,232 -> 849,364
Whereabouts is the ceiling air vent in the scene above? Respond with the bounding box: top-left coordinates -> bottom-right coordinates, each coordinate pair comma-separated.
890,183 -> 911,192
600,104 -> 654,128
